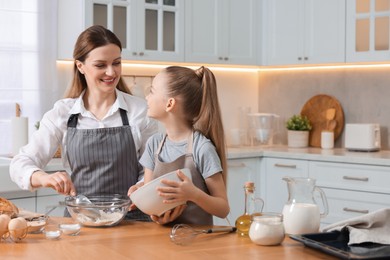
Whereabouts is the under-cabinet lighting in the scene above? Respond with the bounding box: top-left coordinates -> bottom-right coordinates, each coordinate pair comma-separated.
257,63 -> 390,72
56,60 -> 260,73
57,60 -> 390,72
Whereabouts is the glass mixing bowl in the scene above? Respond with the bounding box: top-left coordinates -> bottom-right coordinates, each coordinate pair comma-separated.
65,194 -> 130,227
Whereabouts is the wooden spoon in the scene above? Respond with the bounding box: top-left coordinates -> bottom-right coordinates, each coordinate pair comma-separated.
328,120 -> 337,131
325,108 -> 336,130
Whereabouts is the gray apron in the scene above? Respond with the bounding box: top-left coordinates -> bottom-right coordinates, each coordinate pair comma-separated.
153,132 -> 213,225
66,109 -> 149,221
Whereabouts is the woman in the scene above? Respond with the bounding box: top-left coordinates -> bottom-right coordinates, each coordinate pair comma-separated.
129,66 -> 229,225
10,25 -> 158,220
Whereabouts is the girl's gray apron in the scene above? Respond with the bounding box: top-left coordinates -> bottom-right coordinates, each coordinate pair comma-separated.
66,109 -> 150,221
153,132 -> 212,225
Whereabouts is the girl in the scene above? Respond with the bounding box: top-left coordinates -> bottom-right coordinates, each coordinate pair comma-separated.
132,66 -> 229,225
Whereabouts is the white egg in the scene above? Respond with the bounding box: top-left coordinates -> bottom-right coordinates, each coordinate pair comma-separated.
0,214 -> 11,237
8,217 -> 28,241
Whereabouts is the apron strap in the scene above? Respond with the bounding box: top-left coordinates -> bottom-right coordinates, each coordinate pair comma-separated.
67,109 -> 129,128
67,113 -> 80,128
119,109 -> 129,126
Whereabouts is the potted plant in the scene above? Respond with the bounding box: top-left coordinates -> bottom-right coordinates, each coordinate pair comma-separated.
286,115 -> 312,148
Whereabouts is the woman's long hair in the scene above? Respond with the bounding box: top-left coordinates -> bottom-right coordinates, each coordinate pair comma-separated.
64,25 -> 130,98
164,66 -> 227,182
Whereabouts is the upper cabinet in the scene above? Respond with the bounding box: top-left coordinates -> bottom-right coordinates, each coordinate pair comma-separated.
346,0 -> 390,62
57,0 -> 184,62
185,0 -> 259,65
263,0 -> 346,66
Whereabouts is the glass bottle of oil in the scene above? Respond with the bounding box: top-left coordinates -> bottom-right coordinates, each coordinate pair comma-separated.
235,182 -> 256,236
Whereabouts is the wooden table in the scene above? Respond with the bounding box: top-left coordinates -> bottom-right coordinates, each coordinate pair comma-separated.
0,218 -> 336,260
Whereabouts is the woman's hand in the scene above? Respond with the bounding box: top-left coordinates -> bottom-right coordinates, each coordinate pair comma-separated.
157,169 -> 199,204
150,204 -> 187,225
31,170 -> 76,196
127,182 -> 144,210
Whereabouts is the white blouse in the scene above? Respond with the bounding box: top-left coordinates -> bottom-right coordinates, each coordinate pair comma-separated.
10,89 -> 158,191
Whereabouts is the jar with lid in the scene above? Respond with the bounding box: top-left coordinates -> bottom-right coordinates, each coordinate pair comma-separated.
249,213 -> 285,246
235,182 -> 264,236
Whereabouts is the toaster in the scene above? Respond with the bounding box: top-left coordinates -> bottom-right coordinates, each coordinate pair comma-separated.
345,124 -> 381,151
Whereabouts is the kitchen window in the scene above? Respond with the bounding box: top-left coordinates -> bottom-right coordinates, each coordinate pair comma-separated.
0,0 -> 57,156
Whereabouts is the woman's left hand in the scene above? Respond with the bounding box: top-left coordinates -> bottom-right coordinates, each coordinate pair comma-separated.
150,204 -> 187,225
157,170 -> 199,204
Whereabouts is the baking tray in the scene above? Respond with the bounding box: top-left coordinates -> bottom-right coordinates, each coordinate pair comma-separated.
290,229 -> 390,259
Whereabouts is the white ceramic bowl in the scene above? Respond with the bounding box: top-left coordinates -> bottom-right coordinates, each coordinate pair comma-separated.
130,168 -> 192,216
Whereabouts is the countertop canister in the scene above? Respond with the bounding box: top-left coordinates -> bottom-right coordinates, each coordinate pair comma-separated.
249,213 -> 285,246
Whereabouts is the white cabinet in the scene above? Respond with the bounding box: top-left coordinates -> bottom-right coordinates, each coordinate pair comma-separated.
262,158 -> 309,213
346,0 -> 390,62
213,157 -> 261,226
264,0 -> 345,65
58,0 -> 184,62
185,0 -> 259,65
309,161 -> 390,225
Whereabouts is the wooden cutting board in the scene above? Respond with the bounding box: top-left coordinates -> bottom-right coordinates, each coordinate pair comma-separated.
300,94 -> 344,147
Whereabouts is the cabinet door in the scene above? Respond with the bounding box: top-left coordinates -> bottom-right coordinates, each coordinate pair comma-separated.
134,0 -> 184,61
9,197 -> 36,213
305,0 -> 345,64
213,158 -> 260,226
185,0 -> 221,64
263,158 -> 308,212
265,0 -> 345,65
265,0 -> 303,65
36,194 -> 67,217
185,0 -> 258,65
346,0 -> 390,62
320,188 -> 390,225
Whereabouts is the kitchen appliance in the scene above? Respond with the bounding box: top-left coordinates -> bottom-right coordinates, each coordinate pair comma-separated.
248,113 -> 280,146
345,124 -> 381,152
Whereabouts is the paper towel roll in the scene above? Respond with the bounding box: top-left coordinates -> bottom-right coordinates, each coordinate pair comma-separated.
11,117 -> 28,156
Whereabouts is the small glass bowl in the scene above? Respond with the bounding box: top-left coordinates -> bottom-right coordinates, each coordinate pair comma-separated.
44,224 -> 62,240
27,217 -> 47,234
59,223 -> 81,236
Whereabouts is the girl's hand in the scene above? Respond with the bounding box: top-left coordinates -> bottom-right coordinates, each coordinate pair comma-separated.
127,182 -> 144,210
157,170 -> 199,204
32,170 -> 76,196
150,204 -> 187,225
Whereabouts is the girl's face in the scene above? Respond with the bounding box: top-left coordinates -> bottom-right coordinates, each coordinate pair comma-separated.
146,71 -> 170,120
76,43 -> 122,94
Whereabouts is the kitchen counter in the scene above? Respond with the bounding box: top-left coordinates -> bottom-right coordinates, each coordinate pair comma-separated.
228,145 -> 390,166
0,218 -> 336,260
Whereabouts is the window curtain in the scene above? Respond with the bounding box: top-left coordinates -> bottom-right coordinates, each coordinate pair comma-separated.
0,0 -> 57,155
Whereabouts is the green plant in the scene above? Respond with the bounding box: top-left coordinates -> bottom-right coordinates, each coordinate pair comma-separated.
286,114 -> 312,131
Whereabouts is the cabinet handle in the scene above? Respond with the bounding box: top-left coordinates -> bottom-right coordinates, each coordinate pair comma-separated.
274,163 -> 297,169
218,57 -> 223,60
343,207 -> 369,214
132,52 -> 137,56
228,162 -> 246,168
224,57 -> 229,61
343,176 -> 369,182
304,57 -> 308,60
139,52 -> 144,56
298,57 -> 302,60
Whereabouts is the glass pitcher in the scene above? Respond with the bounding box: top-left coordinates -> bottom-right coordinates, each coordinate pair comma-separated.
282,177 -> 328,235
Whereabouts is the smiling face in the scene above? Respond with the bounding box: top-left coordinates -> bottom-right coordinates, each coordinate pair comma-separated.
146,71 -> 171,120
76,43 -> 122,94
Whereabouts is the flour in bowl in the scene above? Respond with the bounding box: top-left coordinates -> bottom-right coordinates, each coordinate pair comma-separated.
77,210 -> 124,226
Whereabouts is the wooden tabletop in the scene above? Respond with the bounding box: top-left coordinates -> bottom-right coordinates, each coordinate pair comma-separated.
0,218 -> 336,260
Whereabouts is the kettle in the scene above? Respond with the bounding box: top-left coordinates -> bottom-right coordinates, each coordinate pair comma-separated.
282,177 -> 328,235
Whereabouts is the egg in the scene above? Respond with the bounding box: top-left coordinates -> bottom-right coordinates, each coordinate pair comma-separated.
8,217 -> 28,241
0,214 -> 11,237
